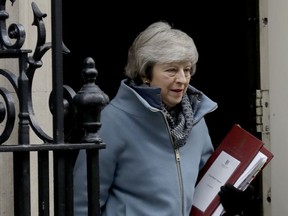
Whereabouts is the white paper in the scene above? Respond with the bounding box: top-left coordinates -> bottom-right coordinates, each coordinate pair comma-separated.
235,152 -> 267,190
193,151 -> 240,212
212,204 -> 224,216
211,151 -> 268,216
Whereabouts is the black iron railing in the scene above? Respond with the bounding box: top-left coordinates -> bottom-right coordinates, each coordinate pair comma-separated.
0,1 -> 109,215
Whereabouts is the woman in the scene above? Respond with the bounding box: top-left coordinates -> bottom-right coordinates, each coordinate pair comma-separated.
73,21 -> 251,216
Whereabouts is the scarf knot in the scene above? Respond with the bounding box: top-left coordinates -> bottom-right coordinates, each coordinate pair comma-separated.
162,94 -> 193,149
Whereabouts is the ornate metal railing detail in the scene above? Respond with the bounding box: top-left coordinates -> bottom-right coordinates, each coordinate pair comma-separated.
0,0 -> 25,49
0,1 -> 109,216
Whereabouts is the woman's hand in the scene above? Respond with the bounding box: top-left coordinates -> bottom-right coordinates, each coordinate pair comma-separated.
218,183 -> 254,216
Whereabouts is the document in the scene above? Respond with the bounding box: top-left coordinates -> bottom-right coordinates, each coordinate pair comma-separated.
193,151 -> 240,212
211,150 -> 269,216
190,124 -> 274,216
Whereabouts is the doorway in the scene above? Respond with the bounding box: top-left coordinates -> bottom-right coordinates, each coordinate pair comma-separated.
63,1 -> 261,214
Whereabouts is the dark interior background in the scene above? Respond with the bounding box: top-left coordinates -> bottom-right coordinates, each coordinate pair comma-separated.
63,0 -> 260,145
63,0 -> 261,214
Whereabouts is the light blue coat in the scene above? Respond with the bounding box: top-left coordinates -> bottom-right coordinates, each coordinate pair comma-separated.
74,79 -> 218,216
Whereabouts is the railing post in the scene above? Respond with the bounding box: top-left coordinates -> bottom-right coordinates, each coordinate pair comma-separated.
73,57 -> 109,216
0,1 -> 109,216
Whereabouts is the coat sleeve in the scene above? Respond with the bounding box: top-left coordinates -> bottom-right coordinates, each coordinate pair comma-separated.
73,103 -> 124,214
73,150 -> 88,216
198,118 -> 214,170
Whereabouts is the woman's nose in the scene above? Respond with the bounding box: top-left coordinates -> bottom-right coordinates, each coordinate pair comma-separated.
175,69 -> 187,83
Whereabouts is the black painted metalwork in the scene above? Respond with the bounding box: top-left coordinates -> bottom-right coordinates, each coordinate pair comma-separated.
0,1 -> 109,216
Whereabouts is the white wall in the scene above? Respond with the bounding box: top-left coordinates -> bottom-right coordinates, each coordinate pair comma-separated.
0,1 -> 52,215
261,0 -> 288,215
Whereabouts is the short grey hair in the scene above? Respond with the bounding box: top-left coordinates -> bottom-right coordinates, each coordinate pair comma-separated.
124,21 -> 199,80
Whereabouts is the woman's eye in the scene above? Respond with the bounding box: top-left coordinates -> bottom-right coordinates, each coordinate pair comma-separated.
164,68 -> 191,77
184,69 -> 191,76
166,68 -> 177,74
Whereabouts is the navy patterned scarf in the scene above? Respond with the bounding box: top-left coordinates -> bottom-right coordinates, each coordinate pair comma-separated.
161,94 -> 193,149
129,80 -> 193,149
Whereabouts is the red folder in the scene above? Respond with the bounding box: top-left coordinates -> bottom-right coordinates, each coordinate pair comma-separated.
190,124 -> 273,216
259,145 -> 273,170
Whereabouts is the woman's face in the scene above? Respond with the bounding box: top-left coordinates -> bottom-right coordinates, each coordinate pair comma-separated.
150,62 -> 192,109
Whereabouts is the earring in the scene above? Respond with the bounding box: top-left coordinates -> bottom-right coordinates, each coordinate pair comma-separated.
144,79 -> 150,84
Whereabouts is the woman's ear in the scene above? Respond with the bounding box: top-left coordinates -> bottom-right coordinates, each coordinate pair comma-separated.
143,79 -> 150,84
141,76 -> 150,84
